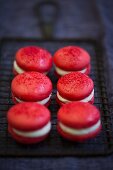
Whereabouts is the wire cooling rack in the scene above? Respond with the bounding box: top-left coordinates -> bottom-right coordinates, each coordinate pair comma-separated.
0,37 -> 113,157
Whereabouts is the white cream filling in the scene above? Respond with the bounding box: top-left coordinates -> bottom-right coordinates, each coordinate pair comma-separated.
57,89 -> 94,103
59,120 -> 101,135
14,60 -> 24,74
55,66 -> 87,76
13,60 -> 48,74
12,122 -> 51,138
15,94 -> 51,105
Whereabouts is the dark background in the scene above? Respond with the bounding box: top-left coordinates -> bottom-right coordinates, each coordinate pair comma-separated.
0,0 -> 113,169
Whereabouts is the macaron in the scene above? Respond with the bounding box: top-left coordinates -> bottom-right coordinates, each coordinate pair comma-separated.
53,46 -> 91,77
13,46 -> 52,75
11,71 -> 52,106
57,72 -> 94,105
57,102 -> 101,142
7,102 -> 51,144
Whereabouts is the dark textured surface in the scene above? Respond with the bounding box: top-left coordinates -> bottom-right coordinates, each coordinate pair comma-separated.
0,0 -> 102,39
0,0 -> 113,169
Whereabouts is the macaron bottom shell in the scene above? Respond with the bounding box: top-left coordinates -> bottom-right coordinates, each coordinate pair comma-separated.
57,123 -> 101,142
56,95 -> 94,106
12,93 -> 51,107
13,68 -> 18,76
13,64 -> 48,76
8,125 -> 50,144
54,64 -> 91,78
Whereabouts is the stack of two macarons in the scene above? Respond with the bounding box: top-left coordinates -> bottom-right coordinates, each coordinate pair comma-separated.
12,46 -> 54,105
55,71 -> 100,142
55,72 -> 101,142
53,45 -> 94,105
9,75 -> 53,144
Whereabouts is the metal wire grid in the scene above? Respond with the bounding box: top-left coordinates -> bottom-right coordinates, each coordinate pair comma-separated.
0,38 -> 113,157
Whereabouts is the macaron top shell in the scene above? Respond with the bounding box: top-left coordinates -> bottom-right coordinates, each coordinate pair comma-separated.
58,102 -> 101,129
11,72 -> 52,101
16,46 -> 52,72
7,102 -> 51,131
57,72 -> 94,100
53,46 -> 90,71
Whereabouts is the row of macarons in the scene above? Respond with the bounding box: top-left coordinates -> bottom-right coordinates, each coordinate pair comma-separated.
13,45 -> 91,76
11,71 -> 94,106
6,45 -> 101,144
7,102 -> 101,144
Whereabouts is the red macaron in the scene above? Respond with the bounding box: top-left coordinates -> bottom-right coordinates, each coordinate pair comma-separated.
13,46 -> 52,75
53,46 -> 91,77
57,72 -> 94,105
11,71 -> 52,106
7,102 -> 51,144
57,102 -> 101,142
